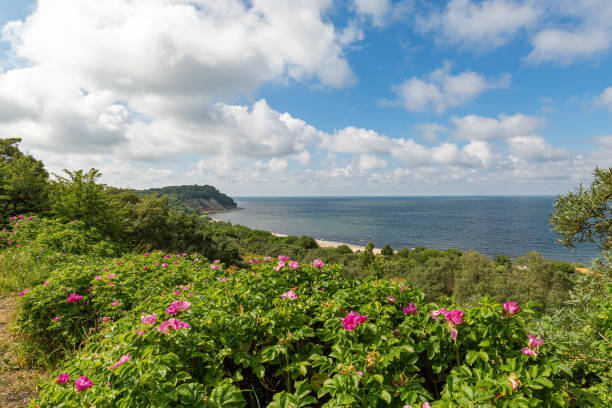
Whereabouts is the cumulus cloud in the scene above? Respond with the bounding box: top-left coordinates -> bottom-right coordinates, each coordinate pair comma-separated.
358,154 -> 387,170
415,123 -> 447,142
525,0 -> 612,64
415,0 -> 540,50
353,0 -> 391,27
450,113 -> 545,141
392,62 -> 511,113
594,86 -> 612,111
507,135 -> 570,161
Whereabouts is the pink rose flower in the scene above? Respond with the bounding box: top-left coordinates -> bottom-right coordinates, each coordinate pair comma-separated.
135,330 -> 146,336
95,275 -> 102,281
158,318 -> 190,333
503,301 -> 519,315
210,264 -> 221,270
278,255 -> 290,262
430,307 -> 447,320
313,259 -> 325,268
108,354 -> 130,370
17,289 -> 30,296
56,373 -> 69,384
217,276 -> 227,283
111,301 -> 119,306
141,313 -> 157,325
289,261 -> 299,270
527,334 -> 543,349
281,289 -> 297,299
162,263 -> 168,268
340,311 -> 369,331
444,310 -> 464,326
102,317 -> 110,322
66,293 -> 83,303
165,300 -> 191,315
521,347 -> 537,356
53,316 -> 60,322
74,376 -> 94,392
403,302 -> 417,314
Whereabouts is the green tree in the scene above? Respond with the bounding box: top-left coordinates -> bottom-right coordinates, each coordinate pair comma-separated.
0,138 -> 49,217
49,168 -> 125,239
551,167 -> 612,251
359,240 -> 375,270
380,242 -> 394,256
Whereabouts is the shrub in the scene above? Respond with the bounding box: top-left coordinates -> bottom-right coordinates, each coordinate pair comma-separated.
30,259 -> 578,407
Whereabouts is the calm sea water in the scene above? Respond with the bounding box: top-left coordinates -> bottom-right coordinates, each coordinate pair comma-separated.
212,196 -> 600,264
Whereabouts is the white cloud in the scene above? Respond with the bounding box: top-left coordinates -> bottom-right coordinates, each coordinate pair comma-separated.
358,154 -> 387,170
450,113 -> 545,140
415,123 -> 447,142
507,135 -> 570,161
415,0 -> 540,50
393,62 -> 510,113
595,86 -> 612,111
353,0 -> 391,27
322,126 -> 392,154
525,0 -> 612,64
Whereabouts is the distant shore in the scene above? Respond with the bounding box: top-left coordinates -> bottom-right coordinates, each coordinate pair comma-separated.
209,216 -> 381,254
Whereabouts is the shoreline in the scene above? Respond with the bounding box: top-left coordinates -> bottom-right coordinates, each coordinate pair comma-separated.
209,215 -> 381,254
270,232 -> 383,254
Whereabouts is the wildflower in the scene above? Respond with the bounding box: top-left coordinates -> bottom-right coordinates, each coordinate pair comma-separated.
43,281 -> 48,286
403,302 -> 417,314
173,290 -> 182,295
111,301 -> 119,307
109,282 -> 115,287
194,258 -> 199,262
210,264 -> 221,270
17,289 -> 30,296
135,330 -> 146,336
521,347 -> 537,356
509,374 -> 520,390
281,289 -> 297,299
66,293 -> 83,303
217,276 -> 227,283
341,311 -> 368,331
277,261 -> 286,269
444,310 -> 464,325
165,300 -> 191,315
430,307 -> 447,320
289,261 -> 299,270
164,255 -> 171,259
74,376 -> 94,391
503,301 -> 519,316
144,266 -> 148,271
106,274 -> 115,279
144,253 -> 150,257
162,263 -> 168,268
423,403 -> 431,408
102,268 -> 108,272
527,334 -> 543,349
173,261 -> 178,264
357,371 -> 363,376
278,255 -> 290,262
56,373 -> 69,385
95,275 -> 102,281
108,354 -> 130,370
313,259 -> 325,268
102,317 -> 110,322
141,313 -> 156,325
158,318 -> 190,333
116,261 -> 122,266
53,316 -> 60,322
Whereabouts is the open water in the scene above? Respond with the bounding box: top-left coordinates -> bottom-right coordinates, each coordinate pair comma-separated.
212,196 -> 600,263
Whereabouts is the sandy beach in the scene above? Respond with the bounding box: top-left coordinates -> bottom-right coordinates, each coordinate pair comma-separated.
271,232 -> 382,254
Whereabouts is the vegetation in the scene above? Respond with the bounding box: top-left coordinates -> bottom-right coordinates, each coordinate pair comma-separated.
135,185 -> 237,212
0,138 -> 609,406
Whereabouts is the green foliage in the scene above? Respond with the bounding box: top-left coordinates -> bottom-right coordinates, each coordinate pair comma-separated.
0,138 -> 49,217
380,243 -> 394,256
49,169 -> 126,240
28,258 -> 583,407
551,167 -> 612,251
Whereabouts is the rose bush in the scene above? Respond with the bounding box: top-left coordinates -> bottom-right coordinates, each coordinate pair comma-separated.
29,258 -> 578,407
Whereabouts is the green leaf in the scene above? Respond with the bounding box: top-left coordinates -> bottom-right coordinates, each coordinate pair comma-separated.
380,390 -> 392,404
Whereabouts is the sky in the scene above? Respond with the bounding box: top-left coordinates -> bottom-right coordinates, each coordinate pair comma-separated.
0,0 -> 611,196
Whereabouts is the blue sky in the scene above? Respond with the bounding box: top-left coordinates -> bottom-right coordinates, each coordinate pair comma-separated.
0,0 -> 611,195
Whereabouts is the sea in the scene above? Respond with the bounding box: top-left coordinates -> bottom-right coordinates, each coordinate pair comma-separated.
212,196 -> 600,264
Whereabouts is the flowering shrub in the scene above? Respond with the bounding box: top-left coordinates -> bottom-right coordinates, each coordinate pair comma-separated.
30,259 -> 577,407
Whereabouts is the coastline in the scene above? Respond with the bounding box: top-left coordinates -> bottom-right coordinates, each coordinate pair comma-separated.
209,215 -> 381,254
